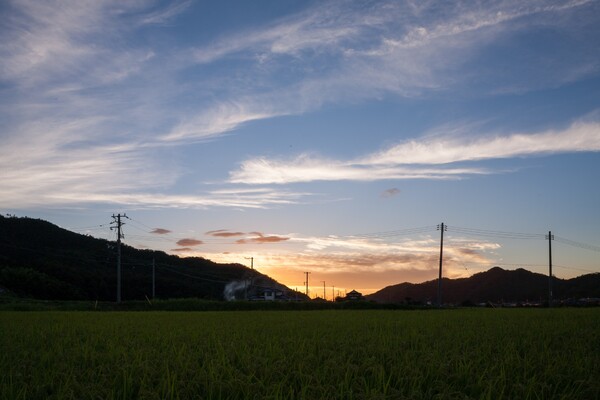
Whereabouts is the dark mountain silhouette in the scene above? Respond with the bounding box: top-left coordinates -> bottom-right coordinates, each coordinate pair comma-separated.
367,266 -> 600,304
0,215 -> 307,302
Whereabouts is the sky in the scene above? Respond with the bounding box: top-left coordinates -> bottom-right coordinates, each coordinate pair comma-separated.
1,0 -> 600,297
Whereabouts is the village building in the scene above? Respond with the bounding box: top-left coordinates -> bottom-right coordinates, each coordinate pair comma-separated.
335,289 -> 365,302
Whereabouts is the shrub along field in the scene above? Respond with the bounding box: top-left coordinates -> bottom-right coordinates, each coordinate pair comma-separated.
1,309 -> 599,400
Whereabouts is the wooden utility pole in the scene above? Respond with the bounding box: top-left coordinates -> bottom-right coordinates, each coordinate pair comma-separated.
437,222 -> 447,308
111,214 -> 127,303
245,257 -> 254,269
547,231 -> 554,307
304,272 -> 311,297
322,281 -> 326,300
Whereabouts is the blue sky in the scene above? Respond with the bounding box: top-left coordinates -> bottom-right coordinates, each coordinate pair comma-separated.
2,0 -> 599,295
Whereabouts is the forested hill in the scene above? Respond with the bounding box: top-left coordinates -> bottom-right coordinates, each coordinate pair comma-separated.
0,215 -> 305,302
366,267 -> 600,305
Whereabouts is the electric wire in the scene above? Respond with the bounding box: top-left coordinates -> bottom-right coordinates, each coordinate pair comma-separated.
39,214 -> 600,278
347,225 -> 437,239
153,263 -> 230,284
450,225 -> 545,240
554,264 -> 599,273
555,236 -> 600,253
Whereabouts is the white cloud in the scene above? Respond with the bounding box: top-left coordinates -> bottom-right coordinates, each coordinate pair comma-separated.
139,0 -> 192,25
0,181 -> 310,210
229,155 -> 488,184
0,1 -> 159,88
161,101 -> 282,142
228,119 -> 600,184
152,0 -> 600,150
363,120 -> 600,165
1,0 -> 598,210
192,2 -> 376,64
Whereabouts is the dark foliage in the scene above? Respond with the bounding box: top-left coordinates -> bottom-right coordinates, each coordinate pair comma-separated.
0,215 -> 304,302
367,266 -> 600,304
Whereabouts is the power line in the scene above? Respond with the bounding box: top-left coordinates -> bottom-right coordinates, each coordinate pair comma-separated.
0,241 -> 113,265
126,217 -> 160,232
154,263 -> 230,284
450,226 -> 545,240
350,225 -> 437,239
462,261 -> 549,268
554,265 -> 599,274
555,236 -> 600,253
70,225 -> 110,233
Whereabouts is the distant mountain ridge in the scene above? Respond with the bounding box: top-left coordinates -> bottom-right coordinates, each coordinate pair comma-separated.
366,267 -> 600,304
0,215 -> 307,302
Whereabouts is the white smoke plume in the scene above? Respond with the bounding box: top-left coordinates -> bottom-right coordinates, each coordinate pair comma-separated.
223,280 -> 247,301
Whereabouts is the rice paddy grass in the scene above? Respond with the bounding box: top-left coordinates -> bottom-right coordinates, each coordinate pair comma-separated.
1,308 -> 599,399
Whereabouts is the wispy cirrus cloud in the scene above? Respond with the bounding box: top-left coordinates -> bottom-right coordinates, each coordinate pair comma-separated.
363,120 -> 600,165
47,189 -> 308,210
229,119 -> 600,184
229,155 -> 488,184
191,1 -> 374,65
157,0 -> 599,145
1,0 -> 598,211
139,0 -> 193,25
0,0 -> 157,88
161,102 -> 282,142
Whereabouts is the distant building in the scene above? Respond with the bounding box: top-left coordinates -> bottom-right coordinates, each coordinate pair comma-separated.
311,296 -> 327,303
248,287 -> 292,301
338,290 -> 364,301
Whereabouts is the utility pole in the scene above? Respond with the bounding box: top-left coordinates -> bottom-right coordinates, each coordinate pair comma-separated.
546,231 -> 554,307
322,281 -> 326,300
304,272 -> 311,297
437,222 -> 447,308
332,285 -> 335,301
110,213 -> 127,303
152,257 -> 156,299
245,257 -> 254,269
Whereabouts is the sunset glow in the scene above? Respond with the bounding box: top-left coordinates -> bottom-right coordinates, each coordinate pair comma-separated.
1,0 -> 599,293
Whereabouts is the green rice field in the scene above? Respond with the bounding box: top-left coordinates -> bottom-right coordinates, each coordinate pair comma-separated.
1,309 -> 599,399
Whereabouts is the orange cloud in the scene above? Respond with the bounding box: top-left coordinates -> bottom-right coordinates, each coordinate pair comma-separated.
206,229 -> 245,237
196,233 -> 500,294
151,228 -> 171,234
171,247 -> 193,252
176,238 -> 203,247
236,232 -> 289,244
